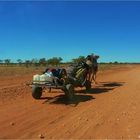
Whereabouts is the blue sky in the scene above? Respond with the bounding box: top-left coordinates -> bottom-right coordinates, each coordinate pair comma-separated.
0,1 -> 140,62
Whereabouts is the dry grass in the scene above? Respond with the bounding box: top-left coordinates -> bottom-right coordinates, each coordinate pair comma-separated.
0,64 -> 133,77
99,64 -> 133,71
0,66 -> 45,76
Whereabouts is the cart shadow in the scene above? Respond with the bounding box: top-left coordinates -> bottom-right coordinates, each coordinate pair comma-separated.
41,81 -> 124,106
42,94 -> 95,106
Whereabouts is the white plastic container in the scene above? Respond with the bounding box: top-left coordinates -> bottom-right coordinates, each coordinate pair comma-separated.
33,74 -> 40,83
40,74 -> 53,83
40,74 -> 47,82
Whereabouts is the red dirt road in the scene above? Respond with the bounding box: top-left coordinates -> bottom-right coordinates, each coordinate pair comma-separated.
0,65 -> 140,139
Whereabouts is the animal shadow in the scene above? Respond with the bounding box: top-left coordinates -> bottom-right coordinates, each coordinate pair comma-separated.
77,87 -> 114,94
100,82 -> 125,87
77,82 -> 125,94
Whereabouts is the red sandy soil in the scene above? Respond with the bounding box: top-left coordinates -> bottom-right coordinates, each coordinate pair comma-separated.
0,65 -> 140,139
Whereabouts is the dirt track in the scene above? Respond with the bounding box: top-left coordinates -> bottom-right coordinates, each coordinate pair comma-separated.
0,65 -> 140,139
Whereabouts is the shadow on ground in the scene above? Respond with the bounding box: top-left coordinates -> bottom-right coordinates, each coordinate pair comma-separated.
41,81 -> 125,106
76,87 -> 114,94
99,82 -> 125,87
42,94 -> 94,106
77,82 -> 125,94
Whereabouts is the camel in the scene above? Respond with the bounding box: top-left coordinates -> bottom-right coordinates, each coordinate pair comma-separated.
86,54 -> 99,84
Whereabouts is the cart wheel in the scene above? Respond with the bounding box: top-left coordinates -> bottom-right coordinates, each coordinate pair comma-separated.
85,80 -> 91,91
64,84 -> 75,101
32,85 -> 42,99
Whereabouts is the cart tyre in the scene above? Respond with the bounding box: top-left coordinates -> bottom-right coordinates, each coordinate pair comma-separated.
32,85 -> 42,99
